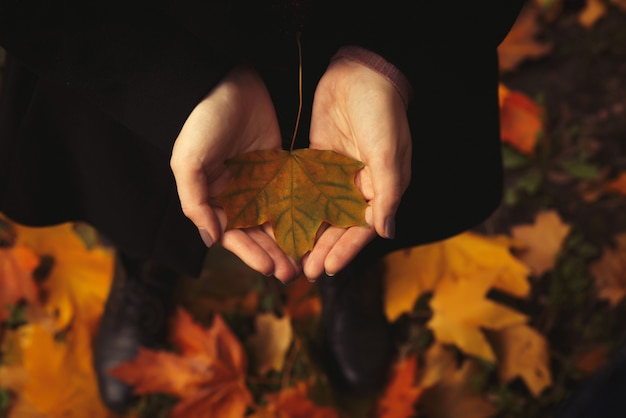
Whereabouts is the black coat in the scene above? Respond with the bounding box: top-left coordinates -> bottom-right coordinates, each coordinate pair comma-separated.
0,0 -> 524,276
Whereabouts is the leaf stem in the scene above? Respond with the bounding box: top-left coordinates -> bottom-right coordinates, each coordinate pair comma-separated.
290,32 -> 303,152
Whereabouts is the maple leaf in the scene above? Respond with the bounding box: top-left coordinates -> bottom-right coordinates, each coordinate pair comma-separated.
491,324 -> 553,397
376,354 -> 424,418
419,359 -> 499,418
216,149 -> 368,262
497,3 -> 553,73
250,381 -> 340,418
0,323 -> 115,418
246,312 -> 293,376
428,274 -> 528,362
11,221 -> 114,333
0,245 -> 39,322
383,231 -> 531,322
109,307 -> 253,418
510,210 -> 571,277
589,232 -> 626,307
499,84 -> 544,156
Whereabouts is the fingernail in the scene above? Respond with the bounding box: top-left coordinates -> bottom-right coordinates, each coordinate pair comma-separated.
199,229 -> 213,247
306,276 -> 317,283
325,271 -> 335,277
385,217 -> 396,239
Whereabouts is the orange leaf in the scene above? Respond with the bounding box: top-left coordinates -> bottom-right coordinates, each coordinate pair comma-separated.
216,149 -> 368,262
492,324 -> 553,397
579,0 -> 607,28
110,308 -> 253,417
499,84 -> 544,156
0,245 -> 39,322
376,354 -> 423,418
604,171 -> 626,195
497,4 -> 553,73
510,210 -> 571,277
251,381 -> 340,418
589,233 -> 626,307
283,278 -> 321,321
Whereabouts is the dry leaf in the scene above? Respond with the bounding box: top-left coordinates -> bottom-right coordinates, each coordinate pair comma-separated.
110,308 -> 253,418
216,149 -> 368,262
283,278 -> 321,321
417,343 -> 459,388
579,0 -> 607,28
250,381 -> 340,418
0,323 -> 115,418
497,4 -> 553,73
419,359 -> 498,418
492,324 -> 553,397
376,354 -> 424,418
11,221 -> 114,333
428,275 -> 528,362
589,233 -> 626,307
499,84 -> 544,156
574,345 -> 610,377
0,245 -> 39,322
604,171 -> 626,195
383,232 -> 531,322
510,210 -> 571,277
247,312 -> 293,375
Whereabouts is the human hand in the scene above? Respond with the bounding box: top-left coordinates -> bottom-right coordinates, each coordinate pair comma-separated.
303,57 -> 412,280
170,66 -> 301,282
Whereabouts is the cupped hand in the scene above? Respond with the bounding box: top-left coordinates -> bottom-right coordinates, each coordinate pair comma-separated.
170,66 -> 300,282
303,57 -> 412,280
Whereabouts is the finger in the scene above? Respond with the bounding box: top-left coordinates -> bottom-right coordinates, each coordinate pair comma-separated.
249,224 -> 301,283
303,225 -> 346,280
221,228 -> 275,276
365,154 -> 406,239
323,226 -> 376,275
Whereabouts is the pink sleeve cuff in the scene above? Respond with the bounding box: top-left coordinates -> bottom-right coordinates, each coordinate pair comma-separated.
331,45 -> 413,108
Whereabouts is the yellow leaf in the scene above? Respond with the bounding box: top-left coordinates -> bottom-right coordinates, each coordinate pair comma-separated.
11,221 -> 114,333
376,354 -> 423,418
511,210 -> 571,277
247,312 -> 294,376
589,233 -> 626,307
420,359 -> 499,418
0,323 -> 115,418
417,342 -> 459,388
383,232 -> 531,322
216,149 -> 368,262
492,324 -> 553,397
428,275 -> 528,362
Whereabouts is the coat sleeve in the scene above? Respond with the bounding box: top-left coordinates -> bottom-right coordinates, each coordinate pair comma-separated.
0,1 -> 238,152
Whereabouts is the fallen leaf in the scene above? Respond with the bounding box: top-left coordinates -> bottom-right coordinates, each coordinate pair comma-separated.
574,345 -> 610,377
0,245 -> 39,322
589,233 -> 626,307
383,232 -> 531,322
216,149 -> 368,262
110,308 -> 253,418
250,381 -> 340,418
247,312 -> 293,376
376,354 -> 424,418
417,342 -> 459,388
604,171 -> 626,195
579,0 -> 607,28
419,359 -> 499,418
0,323 -> 115,418
11,221 -> 114,333
491,324 -> 553,397
283,278 -> 321,321
510,210 -> 571,277
428,275 -> 528,362
497,4 -> 553,73
499,84 -> 544,156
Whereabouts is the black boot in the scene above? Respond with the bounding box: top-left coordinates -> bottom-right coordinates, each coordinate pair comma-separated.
316,261 -> 394,396
93,252 -> 178,414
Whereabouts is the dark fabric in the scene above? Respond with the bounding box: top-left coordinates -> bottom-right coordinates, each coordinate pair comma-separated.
0,0 -> 524,277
